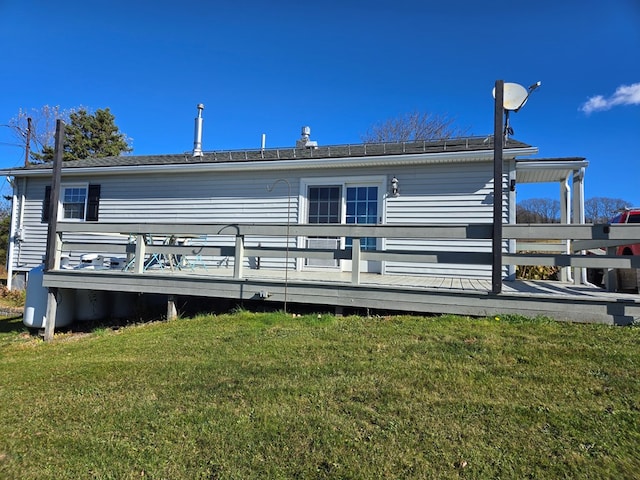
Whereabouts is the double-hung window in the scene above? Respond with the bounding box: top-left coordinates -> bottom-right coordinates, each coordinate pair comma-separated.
42,184 -> 101,222
62,186 -> 88,220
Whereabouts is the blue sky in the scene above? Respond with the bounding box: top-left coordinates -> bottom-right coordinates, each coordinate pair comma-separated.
1,0 -> 639,205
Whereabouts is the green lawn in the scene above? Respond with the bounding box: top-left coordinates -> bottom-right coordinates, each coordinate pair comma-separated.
1,311 -> 639,479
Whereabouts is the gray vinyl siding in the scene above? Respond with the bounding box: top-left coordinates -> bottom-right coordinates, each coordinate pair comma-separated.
101,172 -> 299,271
10,159 -> 510,280
13,172 -> 301,272
383,161 -> 506,279
14,178 -> 50,270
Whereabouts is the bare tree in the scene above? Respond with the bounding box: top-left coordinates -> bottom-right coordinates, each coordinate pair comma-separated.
518,197 -> 632,224
516,198 -> 560,223
585,197 -> 631,223
7,105 -> 79,163
361,111 -> 469,143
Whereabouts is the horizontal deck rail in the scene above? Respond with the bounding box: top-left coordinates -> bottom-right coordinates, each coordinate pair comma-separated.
49,222 -> 640,289
57,221 -> 640,242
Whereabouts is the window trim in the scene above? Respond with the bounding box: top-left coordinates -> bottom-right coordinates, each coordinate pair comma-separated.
299,175 -> 387,271
42,183 -> 101,223
61,183 -> 90,221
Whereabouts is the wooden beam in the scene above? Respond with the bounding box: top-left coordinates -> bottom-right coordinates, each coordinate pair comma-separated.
134,234 -> 146,273
44,120 -> 64,272
503,253 -> 640,268
351,238 -> 361,285
167,295 -> 178,320
56,222 -> 495,240
40,270 -> 640,326
44,120 -> 64,342
234,235 -> 244,279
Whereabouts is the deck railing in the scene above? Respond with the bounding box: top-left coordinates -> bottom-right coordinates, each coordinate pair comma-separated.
51,222 -> 640,289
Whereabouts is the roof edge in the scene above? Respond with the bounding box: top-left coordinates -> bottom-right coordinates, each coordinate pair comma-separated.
0,146 -> 539,178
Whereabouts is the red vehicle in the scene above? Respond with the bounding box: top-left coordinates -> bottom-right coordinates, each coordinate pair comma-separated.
610,208 -> 640,256
587,208 -> 640,287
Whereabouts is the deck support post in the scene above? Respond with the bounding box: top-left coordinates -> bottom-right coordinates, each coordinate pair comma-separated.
234,235 -> 244,279
43,288 -> 58,342
43,120 -> 64,341
572,167 -> 586,285
605,246 -> 618,292
351,238 -> 361,285
134,235 -> 146,273
167,295 -> 178,320
559,178 -> 570,282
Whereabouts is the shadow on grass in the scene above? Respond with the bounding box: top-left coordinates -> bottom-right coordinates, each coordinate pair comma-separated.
0,314 -> 27,334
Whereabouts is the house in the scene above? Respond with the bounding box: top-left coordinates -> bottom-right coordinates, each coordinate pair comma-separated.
1,123 -> 588,291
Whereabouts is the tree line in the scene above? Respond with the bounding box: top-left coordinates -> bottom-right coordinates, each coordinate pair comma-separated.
517,197 -> 632,224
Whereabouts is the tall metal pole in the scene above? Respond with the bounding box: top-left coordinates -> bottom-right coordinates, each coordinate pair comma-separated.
266,179 -> 291,314
492,80 -> 504,294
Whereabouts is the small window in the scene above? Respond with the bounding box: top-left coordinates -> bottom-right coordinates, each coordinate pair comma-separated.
63,186 -> 87,219
42,184 -> 100,222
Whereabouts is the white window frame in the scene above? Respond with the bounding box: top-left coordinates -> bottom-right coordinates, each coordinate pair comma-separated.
59,183 -> 89,221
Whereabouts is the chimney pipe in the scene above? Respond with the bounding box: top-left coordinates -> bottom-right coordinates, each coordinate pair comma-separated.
193,104 -> 204,157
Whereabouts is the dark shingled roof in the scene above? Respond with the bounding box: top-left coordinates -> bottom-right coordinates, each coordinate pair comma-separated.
20,136 -> 531,171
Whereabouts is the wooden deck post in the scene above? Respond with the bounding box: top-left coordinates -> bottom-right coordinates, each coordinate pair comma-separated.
351,238 -> 361,285
134,234 -> 146,273
44,288 -> 58,341
559,178 -> 570,283
43,120 -> 64,342
167,295 -> 178,320
234,235 -> 244,279
605,246 -> 618,292
572,167 -> 586,285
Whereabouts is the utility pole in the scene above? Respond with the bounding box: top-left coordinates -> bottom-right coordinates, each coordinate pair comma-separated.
24,117 -> 32,166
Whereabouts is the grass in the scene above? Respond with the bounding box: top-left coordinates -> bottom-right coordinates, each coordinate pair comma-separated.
1,311 -> 639,479
0,285 -> 25,311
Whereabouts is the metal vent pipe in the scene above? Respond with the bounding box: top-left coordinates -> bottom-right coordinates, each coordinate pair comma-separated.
193,104 -> 204,157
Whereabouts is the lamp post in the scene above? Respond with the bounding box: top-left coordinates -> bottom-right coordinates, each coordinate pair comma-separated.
266,178 -> 292,314
492,80 -> 504,294
491,80 -> 541,294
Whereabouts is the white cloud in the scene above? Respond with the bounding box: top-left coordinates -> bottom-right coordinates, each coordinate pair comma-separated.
580,82 -> 640,114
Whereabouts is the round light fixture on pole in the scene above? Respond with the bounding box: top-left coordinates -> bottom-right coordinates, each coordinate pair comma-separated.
492,81 -> 541,139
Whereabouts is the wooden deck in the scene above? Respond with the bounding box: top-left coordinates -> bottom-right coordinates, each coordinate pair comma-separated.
38,221 -> 640,329
42,266 -> 640,326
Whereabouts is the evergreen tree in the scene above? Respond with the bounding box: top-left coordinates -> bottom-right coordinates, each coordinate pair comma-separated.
34,107 -> 132,162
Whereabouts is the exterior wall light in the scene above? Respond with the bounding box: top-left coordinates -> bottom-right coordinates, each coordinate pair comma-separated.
391,176 -> 399,197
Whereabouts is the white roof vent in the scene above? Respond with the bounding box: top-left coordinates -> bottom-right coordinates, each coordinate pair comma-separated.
296,125 -> 318,149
